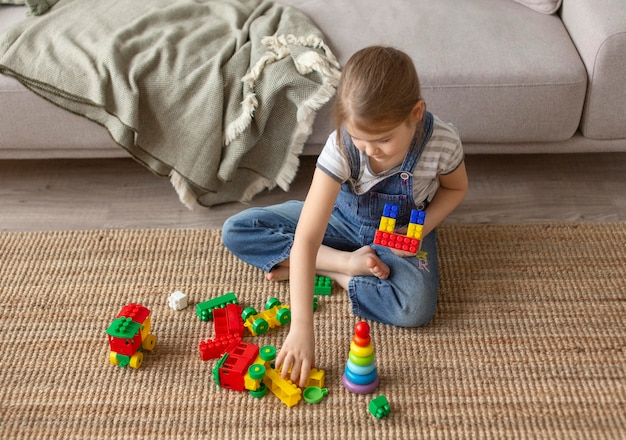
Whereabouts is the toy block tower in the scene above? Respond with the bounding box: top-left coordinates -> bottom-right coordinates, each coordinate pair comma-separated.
373,203 -> 426,255
342,321 -> 380,394
378,203 -> 398,233
407,208 -> 426,239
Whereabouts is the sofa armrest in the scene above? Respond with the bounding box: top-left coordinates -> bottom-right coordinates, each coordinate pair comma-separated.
561,0 -> 626,139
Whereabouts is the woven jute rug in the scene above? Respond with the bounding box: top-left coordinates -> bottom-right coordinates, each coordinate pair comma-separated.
0,224 -> 624,439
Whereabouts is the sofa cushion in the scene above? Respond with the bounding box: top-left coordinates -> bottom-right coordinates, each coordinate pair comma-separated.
0,0 -> 589,155
0,5 -> 121,158
513,0 -> 562,14
282,0 -> 587,147
561,0 -> 626,140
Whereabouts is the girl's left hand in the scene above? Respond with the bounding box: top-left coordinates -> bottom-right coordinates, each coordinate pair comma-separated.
389,248 -> 416,258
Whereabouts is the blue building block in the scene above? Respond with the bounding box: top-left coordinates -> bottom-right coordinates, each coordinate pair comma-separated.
410,209 -> 426,225
382,204 -> 399,219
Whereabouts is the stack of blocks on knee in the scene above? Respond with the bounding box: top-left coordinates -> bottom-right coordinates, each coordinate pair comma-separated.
374,203 -> 426,255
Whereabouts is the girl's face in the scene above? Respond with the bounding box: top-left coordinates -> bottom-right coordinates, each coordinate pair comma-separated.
344,119 -> 417,172
344,101 -> 425,173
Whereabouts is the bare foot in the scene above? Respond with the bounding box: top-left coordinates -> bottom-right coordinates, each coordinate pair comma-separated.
265,266 -> 290,282
347,246 -> 390,279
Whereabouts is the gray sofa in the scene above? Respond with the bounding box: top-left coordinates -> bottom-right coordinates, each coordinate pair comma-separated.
1,0 -> 625,159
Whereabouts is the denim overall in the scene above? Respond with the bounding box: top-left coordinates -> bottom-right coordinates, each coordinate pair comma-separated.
222,112 -> 439,327
327,111 -> 438,326
334,111 -> 434,246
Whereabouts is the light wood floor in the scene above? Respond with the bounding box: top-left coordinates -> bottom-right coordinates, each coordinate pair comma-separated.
1,152 -> 625,232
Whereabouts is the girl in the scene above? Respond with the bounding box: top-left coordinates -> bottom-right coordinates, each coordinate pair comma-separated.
222,46 -> 468,387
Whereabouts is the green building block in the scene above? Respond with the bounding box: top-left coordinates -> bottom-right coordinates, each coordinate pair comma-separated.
314,276 -> 332,296
196,292 -> 238,321
106,317 -> 141,339
369,395 -> 390,419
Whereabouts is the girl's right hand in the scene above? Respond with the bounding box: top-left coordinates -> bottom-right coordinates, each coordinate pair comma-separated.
275,323 -> 315,389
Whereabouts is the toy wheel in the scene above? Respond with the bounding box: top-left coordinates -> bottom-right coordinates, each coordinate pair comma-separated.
142,334 -> 157,351
265,297 -> 281,310
252,318 -> 269,335
260,345 -> 277,362
276,308 -> 291,325
250,382 -> 267,398
242,307 -> 258,321
129,352 -> 143,369
248,363 -> 266,381
109,351 -> 119,366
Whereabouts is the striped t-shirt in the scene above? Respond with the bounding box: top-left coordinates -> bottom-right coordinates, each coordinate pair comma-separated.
316,114 -> 464,204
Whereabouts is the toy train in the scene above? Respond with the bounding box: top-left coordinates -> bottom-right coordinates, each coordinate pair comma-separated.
106,303 -> 156,368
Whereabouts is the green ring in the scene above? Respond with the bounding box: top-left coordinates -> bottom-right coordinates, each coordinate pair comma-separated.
348,350 -> 375,366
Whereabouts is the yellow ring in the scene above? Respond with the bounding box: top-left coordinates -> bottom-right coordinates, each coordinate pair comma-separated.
350,341 -> 374,357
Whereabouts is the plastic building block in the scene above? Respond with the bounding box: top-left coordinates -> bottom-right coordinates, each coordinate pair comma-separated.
374,230 -> 420,253
107,303 -> 156,369
213,341 -> 259,392
374,203 -> 427,256
117,303 -> 151,322
314,275 -> 333,296
242,297 -> 291,336
305,368 -> 325,388
369,395 -> 391,419
263,367 -> 302,407
199,334 -> 241,361
199,302 -> 247,361
410,209 -> 426,224
342,321 -> 380,394
212,303 -> 244,338
196,292 -> 238,321
168,290 -> 188,310
382,204 -> 399,219
378,216 -> 396,233
279,365 -> 326,390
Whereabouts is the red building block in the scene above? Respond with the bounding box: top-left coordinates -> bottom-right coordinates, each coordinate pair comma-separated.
199,334 -> 241,361
216,341 -> 260,391
373,230 -> 420,253
117,303 -> 150,324
212,303 -> 244,338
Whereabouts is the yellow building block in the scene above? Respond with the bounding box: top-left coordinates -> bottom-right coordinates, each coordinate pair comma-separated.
407,223 -> 423,239
304,368 -> 325,389
378,217 -> 396,233
280,365 -> 325,388
263,368 -> 302,407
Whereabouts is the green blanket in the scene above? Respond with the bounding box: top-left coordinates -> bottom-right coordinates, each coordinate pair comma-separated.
0,0 -> 340,207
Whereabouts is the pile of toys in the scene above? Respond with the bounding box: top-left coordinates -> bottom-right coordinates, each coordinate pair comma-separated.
104,204 -> 421,416
106,295 -> 389,415
196,292 -> 326,407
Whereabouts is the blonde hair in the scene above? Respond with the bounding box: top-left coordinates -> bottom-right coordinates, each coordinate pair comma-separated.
334,46 -> 423,140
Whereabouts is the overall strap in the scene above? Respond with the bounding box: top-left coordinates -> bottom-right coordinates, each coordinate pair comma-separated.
399,111 -> 434,173
340,126 -> 362,181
